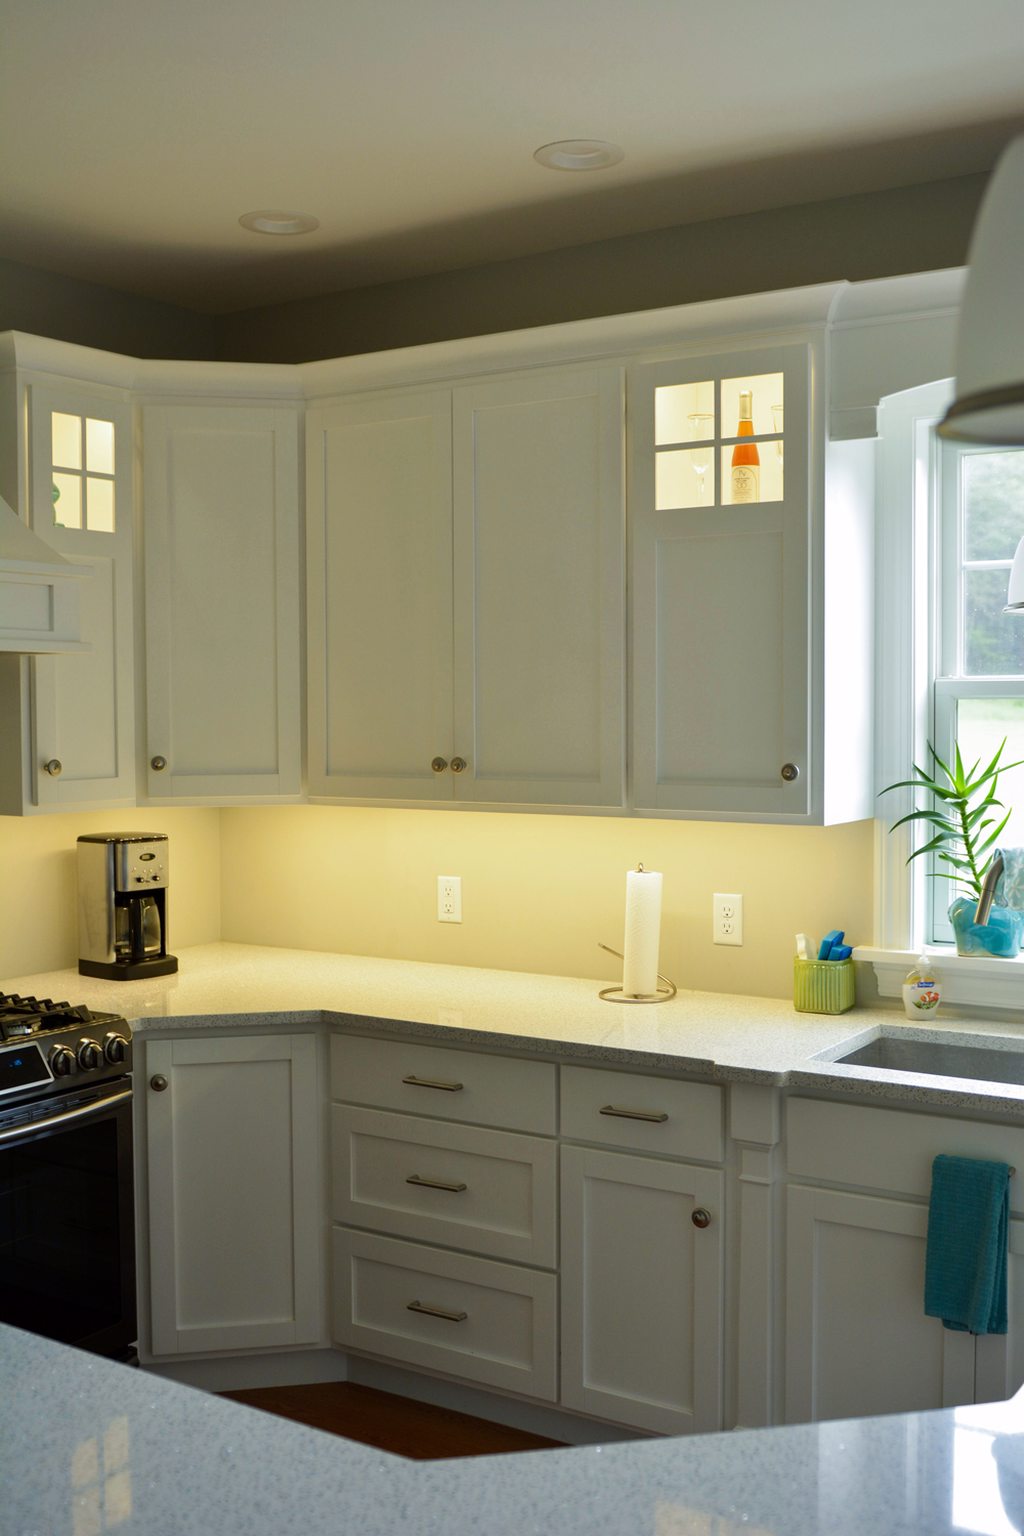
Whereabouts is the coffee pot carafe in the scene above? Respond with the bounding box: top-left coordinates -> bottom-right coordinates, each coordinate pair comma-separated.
78,833 -> 178,980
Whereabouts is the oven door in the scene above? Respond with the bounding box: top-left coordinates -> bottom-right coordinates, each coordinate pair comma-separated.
0,1077 -> 136,1358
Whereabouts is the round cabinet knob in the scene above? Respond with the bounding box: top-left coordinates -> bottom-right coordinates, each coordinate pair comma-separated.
450,756 -> 467,774
76,1038 -> 103,1071
780,763 -> 800,783
49,1044 -> 76,1077
149,1074 -> 168,1093
431,757 -> 448,773
691,1208 -> 712,1229
150,755 -> 167,772
43,759 -> 62,777
103,1032 -> 129,1064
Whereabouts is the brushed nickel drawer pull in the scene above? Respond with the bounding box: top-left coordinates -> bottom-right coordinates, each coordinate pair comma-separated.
406,1174 -> 468,1193
600,1104 -> 669,1123
402,1074 -> 464,1092
407,1300 -> 468,1323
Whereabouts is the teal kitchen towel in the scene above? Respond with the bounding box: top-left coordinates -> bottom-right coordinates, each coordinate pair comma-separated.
924,1154 -> 1010,1335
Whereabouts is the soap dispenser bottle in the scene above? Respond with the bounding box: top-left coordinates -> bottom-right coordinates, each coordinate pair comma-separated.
902,955 -> 941,1020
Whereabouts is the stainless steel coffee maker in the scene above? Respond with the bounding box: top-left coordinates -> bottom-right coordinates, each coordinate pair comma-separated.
77,833 -> 178,980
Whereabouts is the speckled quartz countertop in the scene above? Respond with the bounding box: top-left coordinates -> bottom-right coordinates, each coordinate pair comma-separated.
3,1319 -> 1024,1536
7,941 -> 1024,1114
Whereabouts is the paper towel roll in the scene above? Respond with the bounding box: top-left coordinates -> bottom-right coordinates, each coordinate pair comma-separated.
622,868 -> 662,996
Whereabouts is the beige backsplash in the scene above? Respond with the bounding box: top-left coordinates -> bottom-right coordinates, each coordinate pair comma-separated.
0,808 -> 221,980
220,805 -> 874,1000
0,803 -> 874,998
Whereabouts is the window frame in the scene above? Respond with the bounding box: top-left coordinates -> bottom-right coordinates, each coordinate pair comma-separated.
865,377 -> 1024,1007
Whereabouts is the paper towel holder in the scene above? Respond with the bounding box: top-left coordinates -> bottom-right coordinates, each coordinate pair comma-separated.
597,942 -> 677,1003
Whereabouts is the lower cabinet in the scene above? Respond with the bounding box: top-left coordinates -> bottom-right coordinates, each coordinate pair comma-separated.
785,1097 -> 1024,1424
145,1033 -> 320,1356
785,1184 -> 976,1421
560,1144 -> 724,1435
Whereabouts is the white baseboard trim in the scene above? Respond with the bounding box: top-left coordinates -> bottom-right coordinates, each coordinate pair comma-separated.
143,1347 -> 348,1393
141,1345 -> 648,1446
346,1355 -> 644,1446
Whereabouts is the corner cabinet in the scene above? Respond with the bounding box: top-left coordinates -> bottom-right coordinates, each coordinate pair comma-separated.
628,338 -> 872,824
306,365 -> 625,808
144,1033 -> 320,1356
0,369 -> 136,813
140,401 -> 302,802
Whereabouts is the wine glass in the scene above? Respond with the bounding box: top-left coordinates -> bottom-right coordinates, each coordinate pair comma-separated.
687,412 -> 715,504
772,404 -> 784,467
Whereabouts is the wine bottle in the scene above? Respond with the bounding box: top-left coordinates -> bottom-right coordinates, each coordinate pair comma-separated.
730,390 -> 760,503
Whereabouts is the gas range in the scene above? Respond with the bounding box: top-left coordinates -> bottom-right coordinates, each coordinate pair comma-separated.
0,991 -> 132,1104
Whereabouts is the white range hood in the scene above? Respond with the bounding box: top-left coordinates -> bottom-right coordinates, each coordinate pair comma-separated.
0,493 -> 89,653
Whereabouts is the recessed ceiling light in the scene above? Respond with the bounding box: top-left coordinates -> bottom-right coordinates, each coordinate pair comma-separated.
533,140 -> 624,172
239,210 -> 320,236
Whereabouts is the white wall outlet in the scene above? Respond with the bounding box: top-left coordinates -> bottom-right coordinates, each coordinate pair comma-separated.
437,875 -> 462,923
713,892 -> 743,946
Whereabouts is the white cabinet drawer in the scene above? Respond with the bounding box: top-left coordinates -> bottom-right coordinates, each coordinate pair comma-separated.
331,1106 -> 556,1266
331,1228 -> 557,1401
787,1098 -> 1024,1212
331,1033 -> 556,1134
561,1064 -> 723,1161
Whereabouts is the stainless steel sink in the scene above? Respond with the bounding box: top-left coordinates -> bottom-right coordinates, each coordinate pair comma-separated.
834,1033 -> 1024,1086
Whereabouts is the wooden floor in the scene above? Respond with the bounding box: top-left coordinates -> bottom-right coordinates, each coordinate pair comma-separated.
222,1382 -> 564,1459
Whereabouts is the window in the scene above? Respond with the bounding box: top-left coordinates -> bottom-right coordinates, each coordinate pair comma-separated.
933,441 -> 1024,941
870,378 -> 1024,1001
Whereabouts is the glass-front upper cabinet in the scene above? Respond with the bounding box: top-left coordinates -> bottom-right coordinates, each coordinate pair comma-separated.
23,380 -> 136,809
629,343 -> 813,820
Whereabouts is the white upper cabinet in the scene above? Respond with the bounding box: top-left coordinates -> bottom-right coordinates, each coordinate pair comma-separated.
307,365 -> 625,809
451,370 -> 625,807
306,390 -> 454,800
140,401 -> 301,802
0,371 -> 136,813
629,338 -> 872,824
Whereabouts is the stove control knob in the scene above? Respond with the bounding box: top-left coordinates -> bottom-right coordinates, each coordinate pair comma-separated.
77,1038 -> 103,1071
103,1032 -> 129,1064
49,1045 -> 76,1077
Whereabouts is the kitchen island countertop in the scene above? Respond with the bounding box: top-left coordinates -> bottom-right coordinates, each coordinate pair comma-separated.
3,1318 -> 1024,1536
6,941 -> 1024,1114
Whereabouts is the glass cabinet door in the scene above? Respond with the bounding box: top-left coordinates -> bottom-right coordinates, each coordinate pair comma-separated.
629,343 -> 812,818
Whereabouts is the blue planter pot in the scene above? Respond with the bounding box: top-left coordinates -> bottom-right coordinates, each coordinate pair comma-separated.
948,897 -> 1024,958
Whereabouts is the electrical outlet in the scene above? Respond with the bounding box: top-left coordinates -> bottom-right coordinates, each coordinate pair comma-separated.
437,875 -> 462,923
713,892 -> 743,946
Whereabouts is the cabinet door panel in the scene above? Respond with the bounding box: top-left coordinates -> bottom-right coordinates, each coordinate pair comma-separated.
630,344 -> 810,817
307,392 -> 453,800
32,553 -> 132,804
560,1144 -> 723,1434
142,404 -> 300,800
974,1218 -> 1024,1405
452,368 -> 624,806
146,1034 -> 319,1355
785,1185 -> 975,1424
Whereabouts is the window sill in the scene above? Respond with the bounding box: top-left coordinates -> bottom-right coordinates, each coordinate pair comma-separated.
855,945 -> 1024,1012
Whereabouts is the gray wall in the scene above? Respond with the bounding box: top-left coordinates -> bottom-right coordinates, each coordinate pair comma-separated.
0,172 -> 986,365
216,173 -> 987,364
0,257 -> 219,359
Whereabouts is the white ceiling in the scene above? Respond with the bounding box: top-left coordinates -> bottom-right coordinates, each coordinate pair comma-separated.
2,0 -> 1023,314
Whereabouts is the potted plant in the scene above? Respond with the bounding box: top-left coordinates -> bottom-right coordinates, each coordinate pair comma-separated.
880,739 -> 1024,957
